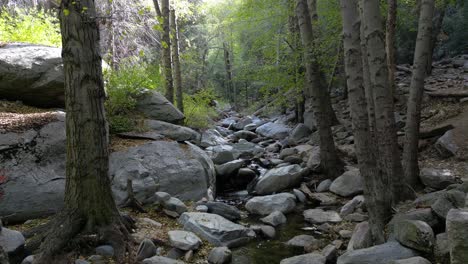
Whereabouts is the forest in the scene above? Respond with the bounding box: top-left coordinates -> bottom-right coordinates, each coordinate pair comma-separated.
0,0 -> 467,263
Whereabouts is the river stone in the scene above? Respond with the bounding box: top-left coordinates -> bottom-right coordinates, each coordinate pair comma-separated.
216,160 -> 245,178
347,221 -> 372,251
0,227 -> 25,253
435,130 -> 459,158
337,242 -> 419,264
245,193 -> 296,215
252,225 -> 276,238
340,195 -> 365,216
203,202 -> 241,222
163,197 -> 188,215
233,117 -> 253,130
136,90 -> 184,124
206,145 -> 236,165
168,230 -> 202,251
95,245 -> 114,257
431,189 -> 465,219
142,256 -> 185,264
447,209 -> 468,264
316,179 -> 332,192
279,148 -> 298,159
389,257 -> 431,264
201,129 -> 228,148
231,140 -> 264,158
208,247 -> 232,264
419,168 -> 458,190
394,220 -> 434,253
260,211 -> 287,226
309,192 -> 339,206
144,119 -> 200,143
306,146 -> 321,172
289,123 -> 313,144
329,169 -> 363,197
285,235 -> 319,248
304,209 -> 342,224
0,43 -> 65,107
280,253 -> 326,264
233,130 -> 257,141
293,189 -> 307,203
136,239 -> 157,261
178,212 -> 254,248
254,165 -> 304,195
435,232 -> 449,262
256,122 -> 291,140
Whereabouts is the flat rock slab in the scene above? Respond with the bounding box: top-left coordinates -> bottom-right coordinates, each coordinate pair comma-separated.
304,209 -> 342,224
329,169 -> 363,197
178,212 -> 254,248
168,230 -> 202,251
255,165 -> 304,195
142,256 -> 185,264
245,193 -> 296,215
337,242 -> 418,264
280,253 -> 326,264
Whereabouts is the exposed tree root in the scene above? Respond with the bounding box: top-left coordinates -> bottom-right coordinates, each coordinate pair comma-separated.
123,179 -> 147,213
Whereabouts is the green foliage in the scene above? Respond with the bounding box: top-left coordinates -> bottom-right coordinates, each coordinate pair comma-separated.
440,1 -> 468,55
0,8 -> 61,46
183,89 -> 219,129
104,63 -> 163,133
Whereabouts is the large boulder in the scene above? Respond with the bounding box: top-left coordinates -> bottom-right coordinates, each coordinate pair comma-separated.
435,130 -> 460,158
304,209 -> 342,224
255,122 -> 291,140
280,253 -> 325,264
337,242 -> 419,264
394,220 -> 434,253
110,141 -> 216,205
329,169 -> 363,197
347,221 -> 372,251
254,165 -> 304,195
419,168 -> 458,190
135,90 -> 185,124
446,209 -> 468,264
389,257 -> 431,264
168,230 -> 202,251
0,43 -> 64,107
144,119 -> 200,143
245,193 -> 296,215
201,129 -> 228,148
0,227 -> 25,254
178,212 -> 254,248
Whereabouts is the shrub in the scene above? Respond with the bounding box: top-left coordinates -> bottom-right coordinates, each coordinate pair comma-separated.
0,8 -> 61,47
183,89 -> 219,129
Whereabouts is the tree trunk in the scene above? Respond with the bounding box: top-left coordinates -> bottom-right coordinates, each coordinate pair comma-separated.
158,0 -> 174,103
361,0 -> 413,202
340,0 -> 389,245
223,42 -> 234,104
386,0 -> 397,99
427,0 -> 447,74
170,9 -> 183,113
296,0 -> 343,179
34,1 -> 128,262
403,0 -> 435,189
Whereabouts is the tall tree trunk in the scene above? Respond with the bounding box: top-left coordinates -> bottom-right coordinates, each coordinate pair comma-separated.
427,0 -> 447,74
403,0 -> 435,189
386,0 -> 397,99
223,42 -> 234,104
341,0 -> 389,245
170,9 -> 183,113
106,0 -> 116,69
296,0 -> 343,179
361,0 -> 413,202
34,1 -> 128,262
157,0 -> 174,103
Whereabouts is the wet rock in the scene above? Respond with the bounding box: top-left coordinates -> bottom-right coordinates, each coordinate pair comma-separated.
203,202 -> 241,222
389,257 -> 431,264
280,253 -> 325,264
251,225 -> 276,239
136,91 -> 185,124
316,179 -> 332,192
340,195 -> 365,216
208,247 -> 232,264
178,212 -> 254,248
136,239 -> 157,261
95,245 -> 114,257
347,222 -> 372,251
201,129 -> 228,148
260,211 -> 287,226
216,160 -> 245,178
245,193 -> 296,215
304,209 -> 342,224
233,130 -> 257,141
254,165 -> 304,195
447,209 -> 468,264
206,145 -> 236,164
286,235 -> 319,248
394,220 -> 434,253
329,169 -> 363,197
142,256 -> 185,264
337,242 -> 418,264
168,230 -> 202,251
293,189 -> 307,203
419,168 -> 458,190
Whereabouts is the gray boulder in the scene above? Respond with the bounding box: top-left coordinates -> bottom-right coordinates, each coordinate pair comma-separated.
285,235 -> 319,248
306,146 -> 321,172
329,169 -> 363,197
203,202 -> 241,222
233,130 -> 257,141
316,179 -> 332,192
435,130 -> 459,158
256,122 -> 291,140
208,247 -> 232,264
135,90 -> 184,123
142,256 -> 185,264
168,230 -> 202,251
337,242 -> 419,264
206,145 -> 236,165
0,227 -> 25,253
231,140 -> 264,158
0,43 -> 64,107
254,165 -> 304,195
233,117 -> 253,130
201,129 -> 228,148
304,209 -> 342,224
163,197 -> 188,215
136,239 -> 157,261
216,160 -> 245,178
280,253 -> 325,264
431,189 -> 465,219
289,124 -> 312,144
340,195 -> 365,216
260,211 -> 287,226
110,141 -> 216,205
347,221 -> 372,251
394,220 -> 434,253
389,257 -> 431,264
435,232 -> 449,263
446,209 -> 468,264
389,208 -> 439,230
178,212 -> 254,248
419,168 -> 458,190
245,193 -> 296,215
144,119 -> 200,143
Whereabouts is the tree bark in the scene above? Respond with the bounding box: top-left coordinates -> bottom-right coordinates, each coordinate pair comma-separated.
170,9 -> 183,113
34,1 -> 128,262
403,0 -> 435,189
340,0 -> 389,245
427,0 -> 447,74
361,0 -> 413,202
296,0 -> 343,179
157,0 -> 174,103
386,0 -> 397,99
223,42 -> 234,104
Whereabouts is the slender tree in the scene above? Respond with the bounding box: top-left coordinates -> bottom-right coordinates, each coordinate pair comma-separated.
386,0 -> 397,98
170,8 -> 184,113
427,0 -> 449,74
154,0 -> 174,103
296,0 -> 343,178
34,0 -> 129,262
223,41 -> 234,104
341,0 -> 390,244
403,0 -> 435,188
